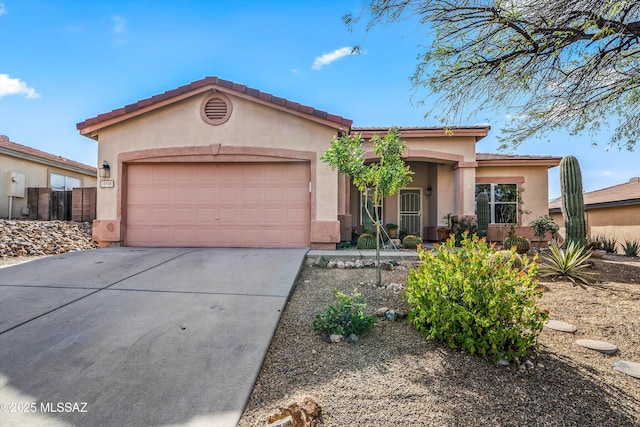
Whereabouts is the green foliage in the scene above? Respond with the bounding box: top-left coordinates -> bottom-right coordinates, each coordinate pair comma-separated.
402,235 -> 423,249
586,234 -> 605,251
321,127 -> 413,286
450,215 -> 478,246
529,215 -> 560,241
503,236 -> 531,253
404,233 -> 548,361
621,239 -> 640,257
560,156 -> 587,247
385,223 -> 398,230
357,233 -> 378,250
345,1 -> 640,151
313,289 -> 376,337
488,250 -> 524,272
540,241 -> 596,285
477,192 -> 490,235
601,235 -> 618,253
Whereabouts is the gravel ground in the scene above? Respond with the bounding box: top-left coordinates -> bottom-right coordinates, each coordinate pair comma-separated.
239,255 -> 640,427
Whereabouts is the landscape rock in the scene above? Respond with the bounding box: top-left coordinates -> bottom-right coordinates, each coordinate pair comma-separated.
374,307 -> 390,317
0,220 -> 97,258
267,395 -> 322,427
329,334 -> 344,343
326,260 -> 336,269
385,310 -> 397,321
575,339 -> 618,355
336,261 -> 346,269
344,261 -> 355,269
545,319 -> 578,333
355,259 -> 365,268
346,334 -> 358,344
612,360 -> 640,379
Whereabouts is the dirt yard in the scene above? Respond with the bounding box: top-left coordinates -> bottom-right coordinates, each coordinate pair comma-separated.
239,255 -> 640,427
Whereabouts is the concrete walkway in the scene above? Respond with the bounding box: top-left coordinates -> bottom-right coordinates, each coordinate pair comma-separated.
0,247 -> 306,427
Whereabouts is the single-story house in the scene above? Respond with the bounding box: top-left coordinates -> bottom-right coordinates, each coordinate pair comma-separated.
550,177 -> 640,249
77,76 -> 561,249
0,135 -> 97,219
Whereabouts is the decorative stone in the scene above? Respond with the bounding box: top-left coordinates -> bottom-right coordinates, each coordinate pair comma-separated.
329,334 -> 344,343
498,359 -> 510,367
385,310 -> 397,321
344,261 -> 355,268
545,319 -> 578,333
575,339 -> 618,355
336,261 -> 346,269
346,333 -> 358,344
326,260 -> 336,269
374,307 -> 389,317
267,395 -> 322,427
524,360 -> 534,369
612,360 -> 640,379
0,220 -> 97,258
355,259 -> 365,268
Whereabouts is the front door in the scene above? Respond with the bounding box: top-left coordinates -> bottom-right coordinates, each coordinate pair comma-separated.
399,189 -> 422,237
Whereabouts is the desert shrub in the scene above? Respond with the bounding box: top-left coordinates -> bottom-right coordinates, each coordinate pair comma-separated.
621,239 -> 640,257
587,234 -> 605,251
601,235 -> 618,253
539,241 -> 596,285
313,290 -> 376,337
357,233 -> 377,250
488,250 -> 524,271
404,233 -> 547,361
529,215 -> 560,244
402,234 -> 423,249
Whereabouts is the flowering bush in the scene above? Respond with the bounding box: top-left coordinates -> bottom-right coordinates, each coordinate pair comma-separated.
404,233 -> 548,361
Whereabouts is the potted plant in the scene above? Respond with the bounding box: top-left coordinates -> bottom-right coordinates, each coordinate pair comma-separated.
385,223 -> 398,238
437,214 -> 454,242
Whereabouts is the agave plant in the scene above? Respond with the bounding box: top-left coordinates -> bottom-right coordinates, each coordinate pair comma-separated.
540,241 -> 596,285
621,239 -> 640,257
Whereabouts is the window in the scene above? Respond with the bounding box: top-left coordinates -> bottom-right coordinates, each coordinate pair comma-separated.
475,183 -> 518,224
360,188 -> 383,234
50,173 -> 81,191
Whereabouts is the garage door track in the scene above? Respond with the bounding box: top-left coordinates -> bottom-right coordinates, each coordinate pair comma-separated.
0,247 -> 306,427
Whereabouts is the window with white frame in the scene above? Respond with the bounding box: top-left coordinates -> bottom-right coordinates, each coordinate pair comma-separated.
475,183 -> 518,224
360,188 -> 383,233
50,173 -> 82,191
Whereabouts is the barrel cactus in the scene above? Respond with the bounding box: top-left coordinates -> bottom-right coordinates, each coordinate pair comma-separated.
357,233 -> 378,250
488,250 -> 524,271
477,192 -> 490,235
560,156 -> 587,247
402,235 -> 423,249
503,236 -> 531,253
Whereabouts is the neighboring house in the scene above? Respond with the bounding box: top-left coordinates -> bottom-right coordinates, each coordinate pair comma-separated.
0,135 -> 97,219
549,177 -> 640,248
76,76 -> 561,249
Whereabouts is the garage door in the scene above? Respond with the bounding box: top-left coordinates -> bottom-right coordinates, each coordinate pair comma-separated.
125,162 -> 310,247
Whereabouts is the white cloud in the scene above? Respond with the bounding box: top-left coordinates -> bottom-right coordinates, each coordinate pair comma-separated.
0,74 -> 40,99
312,47 -> 353,70
111,15 -> 127,33
0,3 -> 6,16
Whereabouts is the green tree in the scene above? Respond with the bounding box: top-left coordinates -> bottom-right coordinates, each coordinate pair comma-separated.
345,1 -> 640,151
321,127 -> 413,286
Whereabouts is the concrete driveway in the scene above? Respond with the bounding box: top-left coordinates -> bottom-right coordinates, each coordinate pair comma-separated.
0,247 -> 306,427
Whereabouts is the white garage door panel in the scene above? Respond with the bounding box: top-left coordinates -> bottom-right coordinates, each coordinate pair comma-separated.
126,162 -> 310,247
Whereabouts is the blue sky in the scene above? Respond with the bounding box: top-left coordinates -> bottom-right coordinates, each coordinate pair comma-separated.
1,0 -> 638,199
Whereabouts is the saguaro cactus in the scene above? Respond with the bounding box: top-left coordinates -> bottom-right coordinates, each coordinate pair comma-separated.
560,155 -> 587,247
477,192 -> 490,235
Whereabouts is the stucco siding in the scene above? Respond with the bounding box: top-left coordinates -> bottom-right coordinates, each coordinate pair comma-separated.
476,165 -> 550,224
1,154 -> 97,218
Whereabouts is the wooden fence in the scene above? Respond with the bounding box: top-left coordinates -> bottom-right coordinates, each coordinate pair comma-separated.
27,187 -> 96,222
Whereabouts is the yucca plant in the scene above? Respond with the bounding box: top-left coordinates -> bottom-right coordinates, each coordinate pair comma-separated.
621,239 -> 640,257
540,240 -> 596,285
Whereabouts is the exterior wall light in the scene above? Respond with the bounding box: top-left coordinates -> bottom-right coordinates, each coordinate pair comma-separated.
99,161 -> 111,178
425,185 -> 432,197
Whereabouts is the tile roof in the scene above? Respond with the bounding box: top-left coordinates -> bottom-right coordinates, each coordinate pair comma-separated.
549,177 -> 640,210
0,135 -> 97,174
77,76 -> 353,133
352,126 -> 490,139
476,153 -> 561,161
476,152 -> 562,167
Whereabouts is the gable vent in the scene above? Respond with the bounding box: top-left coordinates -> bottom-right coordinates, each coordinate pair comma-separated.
200,93 -> 232,125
